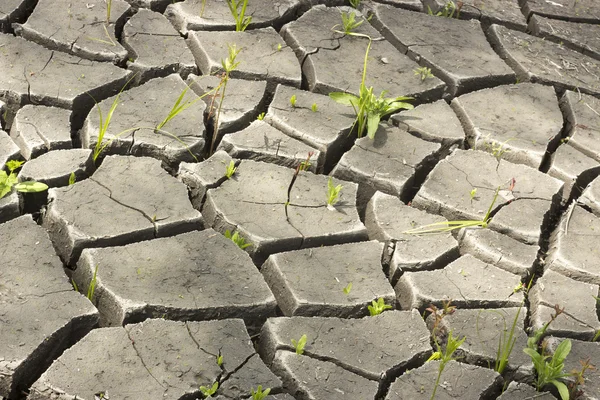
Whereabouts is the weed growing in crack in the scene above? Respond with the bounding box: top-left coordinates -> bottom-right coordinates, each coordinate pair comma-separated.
490,280 -> 530,375
349,0 -> 361,8
414,66 -> 434,81
224,160 -> 237,179
285,152 -> 314,219
224,229 -> 252,249
156,80 -> 217,132
86,264 -> 99,303
343,282 -> 352,295
227,0 -> 252,32
209,43 -> 242,155
199,381 -> 219,397
329,32 -> 413,139
250,385 -> 271,400
291,334 -> 307,355
569,358 -> 595,398
311,102 -> 318,112
0,160 -> 48,199
326,177 -> 343,210
256,112 -> 265,121
427,1 -> 463,18
523,305 -> 572,399
216,353 -> 223,367
368,297 -> 392,316
289,94 -> 297,108
105,0 -> 112,24
404,186 -> 502,234
338,11 -> 365,35
427,330 -> 466,400
68,172 -> 76,186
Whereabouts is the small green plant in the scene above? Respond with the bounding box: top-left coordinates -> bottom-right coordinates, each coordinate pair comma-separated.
343,282 -> 352,295
326,177 -> 343,209
225,160 -> 237,179
349,0 -> 361,8
199,381 -> 219,397
339,11 -> 364,34
427,1 -> 462,18
523,305 -> 571,399
256,112 -> 265,121
224,229 -> 252,249
90,74 -> 137,162
250,385 -> 271,400
291,334 -> 307,355
404,186 -> 502,234
277,43 -> 282,51
105,0 -> 112,24
0,160 -> 48,199
329,32 -> 413,139
87,264 -> 99,302
368,297 -> 392,316
469,187 -> 477,202
68,172 -> 76,186
414,66 -> 434,81
210,43 -> 242,154
227,0 -> 251,32
200,0 -> 207,17
216,354 -> 223,367
311,102 -> 318,112
428,330 -> 466,400
156,81 -> 216,132
569,358 -> 595,399
289,94 -> 297,108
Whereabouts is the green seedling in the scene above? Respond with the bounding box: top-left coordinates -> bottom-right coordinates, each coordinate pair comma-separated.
338,11 -> 364,34
368,297 -> 392,316
326,177 -> 343,209
277,43 -> 282,51
256,112 -> 265,121
216,354 -> 223,367
105,0 -> 112,23
227,0 -> 252,32
569,358 -> 595,399
290,94 -> 297,108
285,152 -> 314,219
0,160 -> 48,200
250,385 -> 271,400
87,264 -> 99,302
329,32 -> 412,139
427,1 -> 462,18
469,187 -> 477,201
90,73 -> 137,162
210,43 -> 242,154
156,80 -> 218,132
343,282 -> 352,295
414,66 -> 434,81
225,160 -> 237,179
524,339 -> 572,399
199,381 -> 219,397
224,229 -> 252,249
68,172 -> 76,186
523,305 -> 571,399
404,186 -> 502,234
311,102 -> 318,112
349,0 -> 361,8
428,330 -> 466,400
291,334 -> 307,355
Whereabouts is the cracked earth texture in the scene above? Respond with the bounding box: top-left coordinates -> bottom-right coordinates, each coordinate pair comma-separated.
1,0 -> 600,399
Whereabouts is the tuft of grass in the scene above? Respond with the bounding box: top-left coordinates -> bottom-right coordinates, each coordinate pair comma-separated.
224,229 -> 252,249
326,177 -> 343,209
209,43 -> 242,155
291,334 -> 307,355
256,112 -> 265,121
227,0 -> 252,32
368,297 -> 392,316
224,160 -> 237,179
329,32 -> 412,139
414,66 -> 434,81
250,385 -> 271,400
87,264 -> 99,302
0,160 -> 48,199
404,186 -> 502,234
349,0 -> 361,8
427,330 -> 466,400
338,11 -> 364,35
199,381 -> 219,397
343,282 -> 352,295
427,1 -> 462,18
